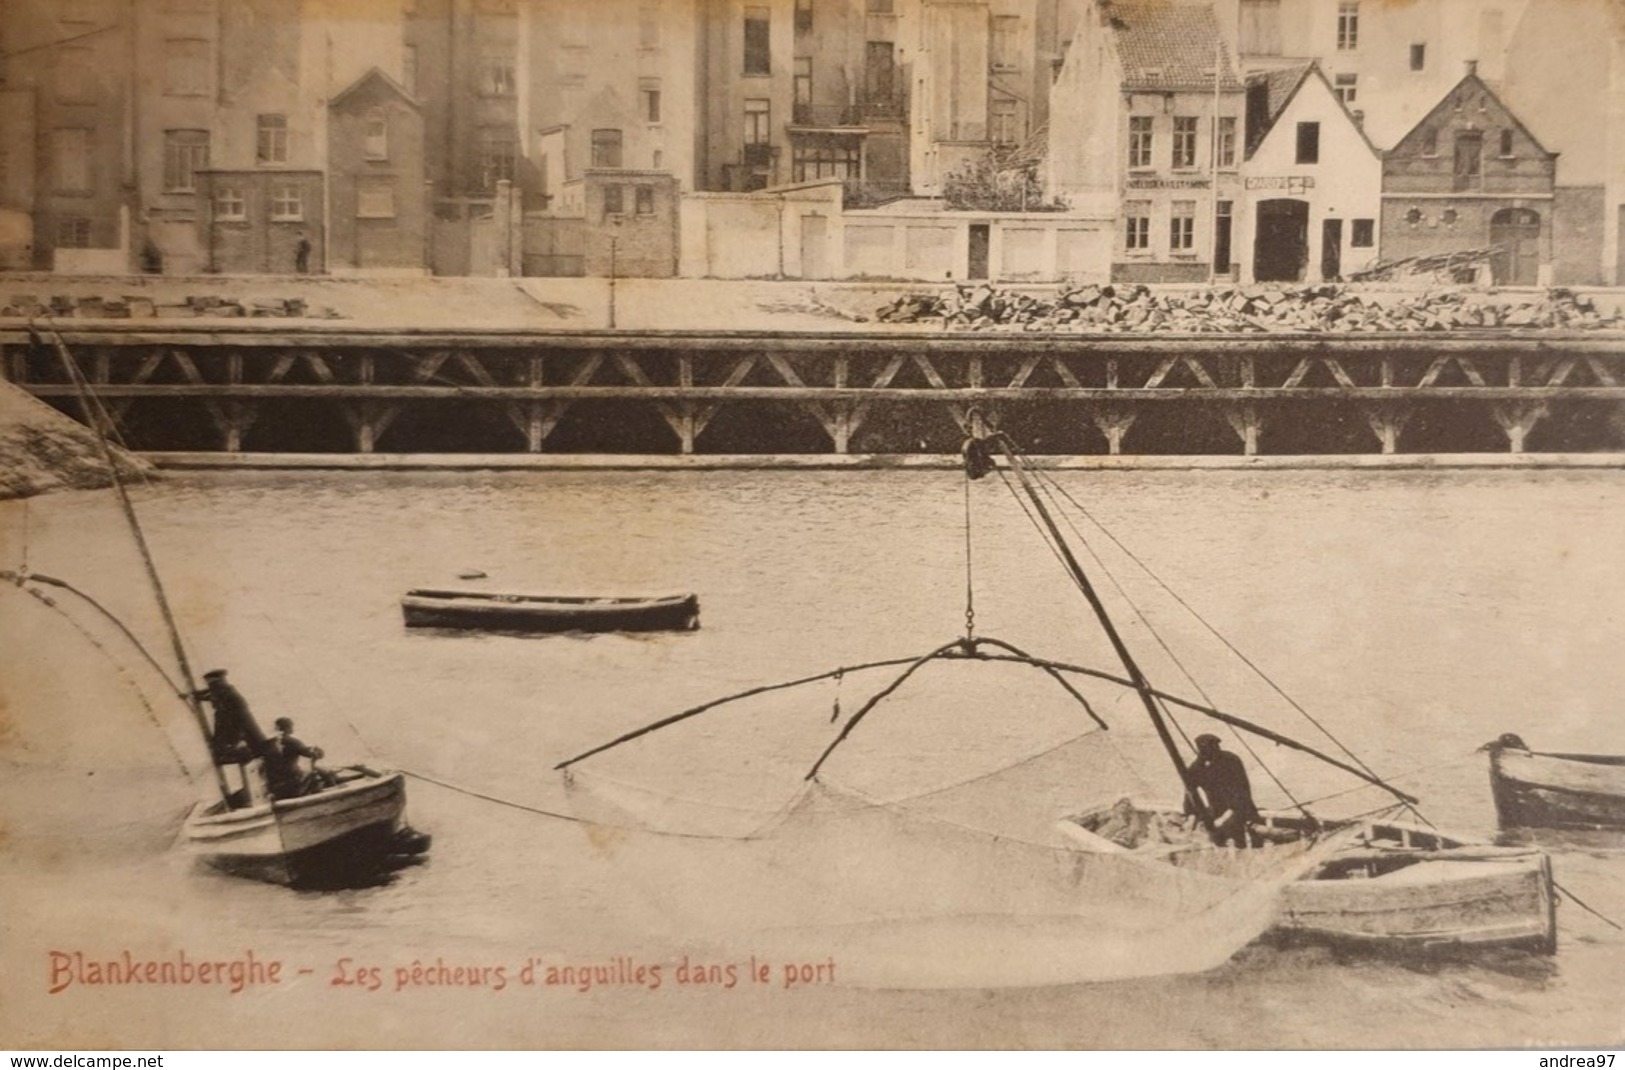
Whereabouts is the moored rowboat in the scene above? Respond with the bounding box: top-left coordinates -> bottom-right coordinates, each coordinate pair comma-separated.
401,589 -> 700,633
1484,733 -> 1625,830
1274,820 -> 1557,953
180,768 -> 427,887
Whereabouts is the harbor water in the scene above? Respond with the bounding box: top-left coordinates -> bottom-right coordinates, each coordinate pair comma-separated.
2,465 -> 1624,1049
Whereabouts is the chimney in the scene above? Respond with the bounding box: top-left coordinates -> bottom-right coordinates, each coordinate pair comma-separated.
1465,59 -> 1478,77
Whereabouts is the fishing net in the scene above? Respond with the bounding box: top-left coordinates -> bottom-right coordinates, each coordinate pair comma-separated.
561,656 -> 1336,988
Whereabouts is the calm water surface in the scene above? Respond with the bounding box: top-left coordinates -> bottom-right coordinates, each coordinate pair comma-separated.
2,467 -> 1623,1048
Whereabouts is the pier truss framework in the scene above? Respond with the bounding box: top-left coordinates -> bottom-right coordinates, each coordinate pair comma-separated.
4,326 -> 1624,456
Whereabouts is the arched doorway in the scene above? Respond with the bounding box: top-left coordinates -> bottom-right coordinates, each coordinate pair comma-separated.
1490,207 -> 1541,286
1254,199 -> 1309,282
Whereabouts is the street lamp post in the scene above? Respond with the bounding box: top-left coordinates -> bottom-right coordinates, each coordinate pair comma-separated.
608,218 -> 623,329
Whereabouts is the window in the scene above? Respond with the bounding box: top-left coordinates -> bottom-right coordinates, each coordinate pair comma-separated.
1441,208 -> 1458,226
990,98 -> 1019,145
744,100 -> 772,167
603,184 -> 624,216
744,98 -> 771,144
486,57 -> 516,96
357,179 -> 396,219
481,130 -> 518,185
1334,73 -> 1357,105
1125,202 -> 1150,250
1405,207 -> 1422,225
591,128 -> 623,168
363,109 -> 388,160
652,149 -> 663,170
792,140 -> 859,181
1453,130 -> 1482,191
1351,219 -> 1374,247
992,16 -> 1020,71
1498,128 -> 1514,157
403,46 -> 418,94
793,57 -> 812,118
257,115 -> 288,165
1170,200 -> 1195,251
163,39 -> 211,96
56,48 -> 95,104
163,129 -> 208,192
1128,116 -> 1153,168
270,183 -> 303,220
1172,116 -> 1197,169
1217,116 -> 1236,168
53,129 -> 90,192
1295,121 -> 1320,165
635,185 -> 654,214
639,80 -> 662,124
1409,43 -> 1426,71
1239,0 -> 1281,55
795,0 -> 812,34
215,187 -> 246,221
640,3 -> 662,47
1336,1 -> 1359,50
1421,127 -> 1438,156
57,216 -> 92,248
744,7 -> 771,75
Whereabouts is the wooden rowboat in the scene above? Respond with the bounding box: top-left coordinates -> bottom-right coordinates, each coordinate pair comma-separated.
180,767 -> 429,887
401,589 -> 700,634
1274,820 -> 1557,953
1485,733 -> 1625,830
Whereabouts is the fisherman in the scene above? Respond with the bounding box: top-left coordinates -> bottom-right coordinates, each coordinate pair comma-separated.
194,669 -> 268,808
264,717 -> 327,800
1184,734 -> 1260,848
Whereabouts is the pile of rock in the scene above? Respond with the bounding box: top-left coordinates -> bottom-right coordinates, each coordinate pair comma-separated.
0,381 -> 150,500
874,284 -> 1624,333
0,294 -> 344,320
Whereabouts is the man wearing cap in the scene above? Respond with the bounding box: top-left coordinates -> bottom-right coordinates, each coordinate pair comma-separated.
264,717 -> 325,799
1184,733 -> 1260,848
194,669 -> 268,807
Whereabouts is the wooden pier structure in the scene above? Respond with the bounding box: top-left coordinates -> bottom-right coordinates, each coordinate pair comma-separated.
4,324 -> 1624,457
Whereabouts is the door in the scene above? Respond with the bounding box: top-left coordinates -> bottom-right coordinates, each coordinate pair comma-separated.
968,224 -> 990,280
1320,218 -> 1342,281
1253,198 -> 1308,282
1490,207 -> 1540,286
799,213 -> 828,279
1213,200 -> 1233,275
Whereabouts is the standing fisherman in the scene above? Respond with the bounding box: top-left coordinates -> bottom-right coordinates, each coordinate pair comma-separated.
194,669 -> 268,808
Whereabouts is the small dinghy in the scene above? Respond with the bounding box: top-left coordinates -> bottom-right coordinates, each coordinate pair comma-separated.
401,589 -> 700,634
1484,733 -> 1625,830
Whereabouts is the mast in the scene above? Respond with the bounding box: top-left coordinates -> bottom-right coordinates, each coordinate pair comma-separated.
42,326 -> 232,803
993,437 -> 1216,833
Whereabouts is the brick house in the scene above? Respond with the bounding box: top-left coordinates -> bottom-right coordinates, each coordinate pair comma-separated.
1381,64 -> 1557,286
326,68 -> 428,274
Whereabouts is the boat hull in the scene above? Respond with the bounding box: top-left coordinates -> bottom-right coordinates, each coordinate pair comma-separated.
1490,746 -> 1625,830
180,771 -> 420,887
1274,822 -> 1557,954
401,590 -> 700,634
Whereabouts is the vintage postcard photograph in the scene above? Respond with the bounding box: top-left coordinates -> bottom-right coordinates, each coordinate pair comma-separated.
2,0 -> 1624,1052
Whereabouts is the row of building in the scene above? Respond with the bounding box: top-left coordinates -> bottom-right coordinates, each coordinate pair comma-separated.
0,0 -> 1620,285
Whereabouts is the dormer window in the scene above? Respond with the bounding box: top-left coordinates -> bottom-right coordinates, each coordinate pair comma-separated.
364,108 -> 388,160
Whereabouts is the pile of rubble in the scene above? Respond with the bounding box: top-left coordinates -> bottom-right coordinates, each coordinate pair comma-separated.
0,294 -> 344,320
874,284 -> 1624,333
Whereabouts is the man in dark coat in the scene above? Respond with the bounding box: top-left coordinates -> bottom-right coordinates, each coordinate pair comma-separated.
264,717 -> 325,799
1184,733 -> 1260,848
194,669 -> 271,807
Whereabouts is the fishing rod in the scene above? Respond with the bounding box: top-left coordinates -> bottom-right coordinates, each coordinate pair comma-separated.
35,322 -> 232,804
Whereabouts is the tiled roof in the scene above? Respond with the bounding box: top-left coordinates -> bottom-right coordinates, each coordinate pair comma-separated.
1102,0 -> 1242,92
1249,62 -> 1315,124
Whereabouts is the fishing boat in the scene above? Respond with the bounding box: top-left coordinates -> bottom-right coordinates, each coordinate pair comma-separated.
554,425 -> 1551,988
1274,819 -> 1556,952
33,326 -> 427,888
401,588 -> 700,633
179,768 -> 427,887
1484,733 -> 1625,830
